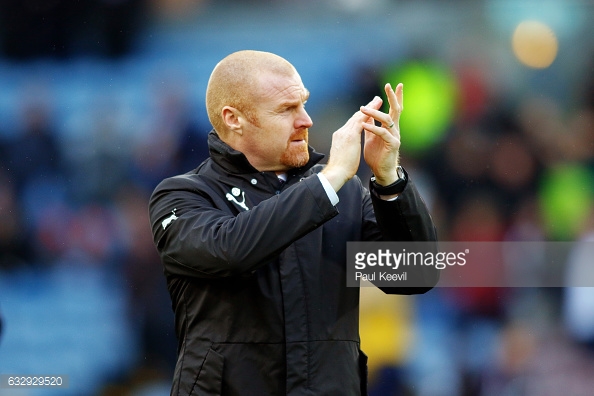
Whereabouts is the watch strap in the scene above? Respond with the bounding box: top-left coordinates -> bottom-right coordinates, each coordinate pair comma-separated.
370,166 -> 408,195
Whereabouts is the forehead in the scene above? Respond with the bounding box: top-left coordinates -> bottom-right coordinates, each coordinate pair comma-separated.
255,71 -> 309,105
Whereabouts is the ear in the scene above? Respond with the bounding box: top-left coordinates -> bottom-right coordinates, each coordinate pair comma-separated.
222,106 -> 243,135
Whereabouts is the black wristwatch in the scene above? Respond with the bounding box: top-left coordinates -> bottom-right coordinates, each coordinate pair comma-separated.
371,166 -> 408,195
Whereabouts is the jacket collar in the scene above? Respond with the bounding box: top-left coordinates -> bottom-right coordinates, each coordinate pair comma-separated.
207,130 -> 325,175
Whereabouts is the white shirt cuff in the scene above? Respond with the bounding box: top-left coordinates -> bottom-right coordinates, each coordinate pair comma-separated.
317,173 -> 340,206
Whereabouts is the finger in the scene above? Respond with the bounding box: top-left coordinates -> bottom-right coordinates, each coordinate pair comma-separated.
360,105 -> 392,127
395,82 -> 403,110
361,96 -> 383,114
385,82 -> 403,120
362,122 -> 401,145
385,83 -> 396,109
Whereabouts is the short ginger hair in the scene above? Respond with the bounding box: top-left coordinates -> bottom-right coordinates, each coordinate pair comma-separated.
206,50 -> 297,135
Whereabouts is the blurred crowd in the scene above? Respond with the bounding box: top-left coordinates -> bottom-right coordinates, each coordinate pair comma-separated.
0,61 -> 215,389
0,1 -> 594,395
356,53 -> 594,395
0,0 -> 147,59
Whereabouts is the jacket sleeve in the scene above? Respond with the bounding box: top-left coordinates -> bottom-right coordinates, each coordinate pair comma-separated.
149,174 -> 338,278
363,172 -> 440,294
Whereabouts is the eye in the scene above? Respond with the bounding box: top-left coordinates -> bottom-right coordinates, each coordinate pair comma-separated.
281,104 -> 298,113
278,101 -> 306,114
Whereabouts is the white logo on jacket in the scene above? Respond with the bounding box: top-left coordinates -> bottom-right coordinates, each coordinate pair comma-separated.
162,209 -> 178,230
226,187 -> 249,211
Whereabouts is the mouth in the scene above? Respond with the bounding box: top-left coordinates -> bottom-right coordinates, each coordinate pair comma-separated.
289,130 -> 308,146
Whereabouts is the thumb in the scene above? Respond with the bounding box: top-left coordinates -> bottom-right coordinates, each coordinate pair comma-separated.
353,96 -> 382,122
365,96 -> 383,110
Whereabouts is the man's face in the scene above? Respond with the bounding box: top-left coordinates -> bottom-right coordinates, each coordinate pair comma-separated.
240,70 -> 313,172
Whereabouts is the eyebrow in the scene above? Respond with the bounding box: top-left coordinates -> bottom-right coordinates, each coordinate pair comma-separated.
276,88 -> 310,110
303,88 -> 310,101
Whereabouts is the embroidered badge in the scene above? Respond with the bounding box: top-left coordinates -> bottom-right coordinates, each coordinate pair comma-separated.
161,209 -> 178,230
226,187 -> 249,211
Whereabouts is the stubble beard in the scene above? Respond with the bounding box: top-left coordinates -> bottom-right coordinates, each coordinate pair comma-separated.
280,129 -> 310,169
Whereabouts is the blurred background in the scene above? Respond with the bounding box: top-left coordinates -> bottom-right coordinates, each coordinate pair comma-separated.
0,0 -> 593,395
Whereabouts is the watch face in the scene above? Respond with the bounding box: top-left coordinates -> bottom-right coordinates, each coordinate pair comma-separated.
397,166 -> 405,180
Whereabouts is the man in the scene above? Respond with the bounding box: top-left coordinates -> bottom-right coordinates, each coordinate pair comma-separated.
149,50 -> 437,396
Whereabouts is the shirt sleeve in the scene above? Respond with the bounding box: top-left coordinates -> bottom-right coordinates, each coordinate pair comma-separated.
317,173 -> 340,206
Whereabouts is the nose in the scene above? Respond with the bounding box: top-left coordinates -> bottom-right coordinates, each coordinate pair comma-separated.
296,107 -> 313,129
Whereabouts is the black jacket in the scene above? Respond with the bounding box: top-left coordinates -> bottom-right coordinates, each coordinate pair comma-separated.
149,131 -> 438,396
